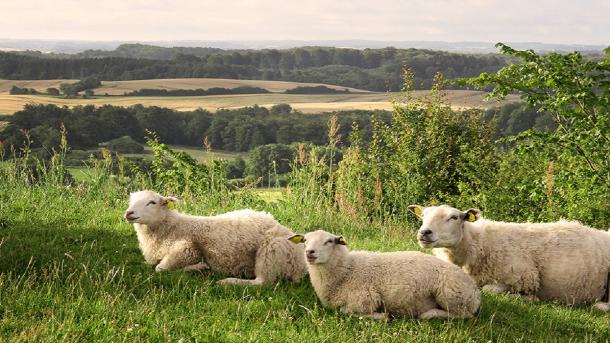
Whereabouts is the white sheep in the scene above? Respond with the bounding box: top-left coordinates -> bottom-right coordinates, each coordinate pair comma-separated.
408,204 -> 610,311
124,190 -> 307,286
288,230 -> 480,320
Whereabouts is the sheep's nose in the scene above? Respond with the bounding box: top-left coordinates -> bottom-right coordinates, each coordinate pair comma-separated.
418,228 -> 433,236
305,249 -> 316,256
124,210 -> 135,218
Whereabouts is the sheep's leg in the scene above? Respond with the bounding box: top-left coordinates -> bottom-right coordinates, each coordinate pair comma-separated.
155,242 -> 200,272
217,277 -> 264,286
341,291 -> 386,320
419,309 -> 453,320
339,308 -> 388,321
510,293 -> 538,301
592,272 -> 610,312
482,283 -> 511,294
355,312 -> 388,321
182,262 -> 209,273
251,233 -> 305,285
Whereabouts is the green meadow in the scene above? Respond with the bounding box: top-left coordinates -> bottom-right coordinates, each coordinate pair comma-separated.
0,157 -> 609,343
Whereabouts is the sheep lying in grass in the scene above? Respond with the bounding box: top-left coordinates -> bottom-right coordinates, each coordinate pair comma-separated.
408,205 -> 610,311
124,190 -> 307,286
288,230 -> 480,320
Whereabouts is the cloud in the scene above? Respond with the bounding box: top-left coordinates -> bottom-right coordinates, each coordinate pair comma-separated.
0,0 -> 607,44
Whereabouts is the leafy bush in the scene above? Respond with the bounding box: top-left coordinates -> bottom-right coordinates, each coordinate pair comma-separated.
9,86 -> 38,95
332,71 -> 497,217
104,136 -> 144,154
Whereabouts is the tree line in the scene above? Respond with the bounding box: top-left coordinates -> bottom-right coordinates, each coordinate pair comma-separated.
0,100 -> 553,163
0,104 -> 391,155
0,46 -> 510,91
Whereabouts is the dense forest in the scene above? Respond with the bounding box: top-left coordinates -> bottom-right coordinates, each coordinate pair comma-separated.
0,45 -> 510,90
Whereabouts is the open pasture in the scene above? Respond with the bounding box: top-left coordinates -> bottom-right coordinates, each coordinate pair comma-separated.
0,173 -> 608,342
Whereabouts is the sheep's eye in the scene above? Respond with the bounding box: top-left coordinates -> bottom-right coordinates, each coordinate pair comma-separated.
324,239 -> 333,245
449,215 -> 458,221
147,201 -> 156,206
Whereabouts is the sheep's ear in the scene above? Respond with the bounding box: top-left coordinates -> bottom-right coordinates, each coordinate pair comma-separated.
288,235 -> 305,244
161,196 -> 179,209
335,236 -> 347,245
463,208 -> 481,222
407,205 -> 424,219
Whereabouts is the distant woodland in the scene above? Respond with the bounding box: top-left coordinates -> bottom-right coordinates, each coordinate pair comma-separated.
0,44 -> 511,90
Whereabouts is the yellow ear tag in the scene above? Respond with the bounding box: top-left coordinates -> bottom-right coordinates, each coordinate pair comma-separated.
467,212 -> 476,222
337,237 -> 347,245
413,207 -> 423,217
167,200 -> 176,209
288,235 -> 304,244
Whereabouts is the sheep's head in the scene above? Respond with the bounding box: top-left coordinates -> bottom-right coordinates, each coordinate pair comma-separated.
124,190 -> 179,226
408,205 -> 481,248
288,230 -> 347,265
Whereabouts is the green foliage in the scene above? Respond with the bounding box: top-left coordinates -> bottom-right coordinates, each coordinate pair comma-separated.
225,157 -> 246,179
1,104 -> 390,153
105,136 -> 144,154
333,71 -> 498,217
46,87 -> 60,96
465,43 -> 610,187
145,134 -> 229,196
269,103 -> 292,115
247,144 -> 296,184
9,85 -> 39,95
59,76 -> 102,96
458,43 -> 610,226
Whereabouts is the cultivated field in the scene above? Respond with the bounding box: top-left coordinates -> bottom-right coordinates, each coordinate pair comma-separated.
0,78 -> 370,95
0,90 -> 518,114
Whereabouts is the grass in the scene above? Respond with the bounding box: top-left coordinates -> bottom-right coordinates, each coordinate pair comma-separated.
0,161 -> 609,342
255,188 -> 285,203
145,145 -> 246,163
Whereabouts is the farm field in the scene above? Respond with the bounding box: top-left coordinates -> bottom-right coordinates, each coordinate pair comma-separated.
0,89 -> 518,114
0,78 -> 370,95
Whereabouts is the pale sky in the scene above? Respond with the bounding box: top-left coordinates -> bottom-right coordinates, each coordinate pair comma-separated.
1,0 -> 609,45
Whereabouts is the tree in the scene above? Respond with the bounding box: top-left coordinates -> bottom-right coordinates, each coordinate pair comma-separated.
46,88 -> 60,96
464,44 -> 610,187
247,144 -> 295,182
270,103 -> 292,115
60,83 -> 78,96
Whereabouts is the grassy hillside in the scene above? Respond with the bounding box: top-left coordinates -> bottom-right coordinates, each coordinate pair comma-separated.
0,90 -> 518,115
0,160 -> 608,342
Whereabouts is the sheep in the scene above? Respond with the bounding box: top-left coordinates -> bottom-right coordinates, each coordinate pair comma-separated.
124,190 -> 307,286
288,230 -> 480,320
408,204 -> 610,311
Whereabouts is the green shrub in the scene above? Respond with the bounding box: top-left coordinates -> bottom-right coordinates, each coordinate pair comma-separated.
104,136 -> 144,154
